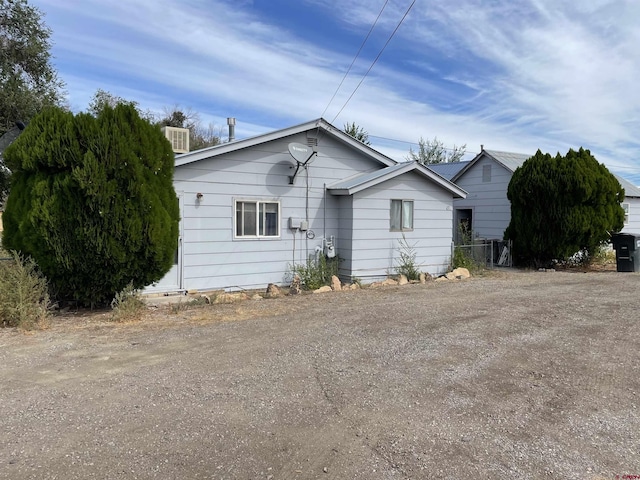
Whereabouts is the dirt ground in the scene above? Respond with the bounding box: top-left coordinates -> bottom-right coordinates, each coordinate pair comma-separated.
1,269 -> 639,480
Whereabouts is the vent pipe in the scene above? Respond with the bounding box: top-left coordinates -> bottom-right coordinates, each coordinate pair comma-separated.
227,117 -> 236,142
480,144 -> 484,151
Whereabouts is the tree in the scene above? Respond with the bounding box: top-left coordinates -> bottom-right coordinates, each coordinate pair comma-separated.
0,0 -> 65,200
504,148 -> 625,267
157,105 -> 221,150
343,122 -> 370,145
407,137 -> 466,164
1,104 -> 180,305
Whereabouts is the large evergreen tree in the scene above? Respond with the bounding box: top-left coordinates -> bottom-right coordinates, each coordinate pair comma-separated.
505,148 -> 625,267
0,0 -> 65,201
2,104 -> 179,305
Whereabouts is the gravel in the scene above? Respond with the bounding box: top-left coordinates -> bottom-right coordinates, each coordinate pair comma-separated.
1,269 -> 639,479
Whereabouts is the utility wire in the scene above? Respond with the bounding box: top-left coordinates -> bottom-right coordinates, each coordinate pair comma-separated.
319,0 -> 390,121
329,0 -> 416,124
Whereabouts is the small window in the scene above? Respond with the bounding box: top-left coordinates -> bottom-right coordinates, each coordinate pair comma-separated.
622,203 -> 630,225
235,200 -> 280,238
482,164 -> 492,182
390,199 -> 414,231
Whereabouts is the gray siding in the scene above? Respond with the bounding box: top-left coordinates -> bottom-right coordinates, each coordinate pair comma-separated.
621,197 -> 640,234
349,171 -> 453,280
173,132 -> 382,291
453,157 -> 513,240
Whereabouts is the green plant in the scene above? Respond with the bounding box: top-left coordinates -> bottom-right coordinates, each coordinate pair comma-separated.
2,103 -> 180,306
395,235 -> 420,281
291,254 -> 340,291
0,251 -> 50,330
110,282 -> 146,322
452,246 -> 482,272
505,148 -> 624,267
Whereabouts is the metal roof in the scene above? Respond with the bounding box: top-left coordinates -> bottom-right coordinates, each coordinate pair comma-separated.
452,149 -> 640,198
482,150 -> 532,172
327,161 -> 467,198
174,118 -> 396,168
614,174 -> 640,198
425,161 -> 470,181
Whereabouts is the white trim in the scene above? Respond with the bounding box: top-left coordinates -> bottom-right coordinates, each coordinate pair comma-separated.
175,118 -> 396,169
233,198 -> 281,239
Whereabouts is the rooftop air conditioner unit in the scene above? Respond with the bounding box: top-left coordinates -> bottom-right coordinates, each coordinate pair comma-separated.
161,126 -> 189,154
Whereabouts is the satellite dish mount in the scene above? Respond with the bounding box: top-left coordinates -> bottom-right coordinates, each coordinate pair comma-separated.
287,142 -> 317,184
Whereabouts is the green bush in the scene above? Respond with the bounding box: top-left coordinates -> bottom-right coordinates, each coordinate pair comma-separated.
0,251 -> 50,330
291,254 -> 340,291
395,235 -> 420,280
2,104 -> 180,306
110,282 -> 146,322
505,148 -> 624,267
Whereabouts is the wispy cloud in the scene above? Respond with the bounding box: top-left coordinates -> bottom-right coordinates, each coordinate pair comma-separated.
33,0 -> 640,181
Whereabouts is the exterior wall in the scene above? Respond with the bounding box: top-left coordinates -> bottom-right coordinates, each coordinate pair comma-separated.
172,132 -> 381,291
348,171 -> 453,281
621,197 -> 640,234
453,156 -> 513,240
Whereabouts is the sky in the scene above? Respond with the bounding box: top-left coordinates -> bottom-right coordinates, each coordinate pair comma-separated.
31,0 -> 640,183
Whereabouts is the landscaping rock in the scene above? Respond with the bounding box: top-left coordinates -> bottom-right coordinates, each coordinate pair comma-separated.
313,286 -> 332,293
382,278 -> 398,286
289,275 -> 302,295
452,267 -> 471,279
398,275 -> 409,285
331,275 -> 342,291
265,283 -> 281,298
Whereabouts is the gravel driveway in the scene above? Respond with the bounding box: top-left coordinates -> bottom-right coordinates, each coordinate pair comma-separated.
1,270 -> 639,480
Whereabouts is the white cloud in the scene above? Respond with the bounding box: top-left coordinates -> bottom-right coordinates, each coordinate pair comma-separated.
33,0 -> 640,181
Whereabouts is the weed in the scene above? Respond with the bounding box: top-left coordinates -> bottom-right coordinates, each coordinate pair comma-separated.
110,282 -> 146,322
0,251 -> 51,330
394,235 -> 421,281
291,254 -> 340,291
452,224 -> 485,273
169,296 -> 210,314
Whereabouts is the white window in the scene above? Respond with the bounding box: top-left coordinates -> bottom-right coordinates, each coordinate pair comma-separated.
390,199 -> 414,231
622,202 -> 630,225
235,200 -> 280,238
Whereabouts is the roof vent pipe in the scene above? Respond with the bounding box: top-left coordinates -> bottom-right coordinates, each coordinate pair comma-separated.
227,117 -> 236,142
480,144 -> 484,151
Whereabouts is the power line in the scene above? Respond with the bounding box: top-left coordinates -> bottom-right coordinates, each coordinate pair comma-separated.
330,0 -> 417,124
319,0 -> 390,121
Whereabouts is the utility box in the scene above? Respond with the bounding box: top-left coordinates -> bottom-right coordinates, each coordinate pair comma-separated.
611,233 -> 640,272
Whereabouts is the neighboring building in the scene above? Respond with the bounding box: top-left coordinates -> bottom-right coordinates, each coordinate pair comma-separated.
147,118 -> 466,293
439,148 -> 640,241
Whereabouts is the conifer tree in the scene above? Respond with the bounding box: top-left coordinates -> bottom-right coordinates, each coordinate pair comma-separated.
2,104 -> 179,305
505,148 -> 625,266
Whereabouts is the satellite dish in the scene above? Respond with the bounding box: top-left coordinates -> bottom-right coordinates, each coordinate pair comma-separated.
288,143 -> 314,165
287,142 -> 317,184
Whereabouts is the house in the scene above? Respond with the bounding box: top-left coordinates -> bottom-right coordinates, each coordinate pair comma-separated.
435,148 -> 640,242
147,118 -> 467,293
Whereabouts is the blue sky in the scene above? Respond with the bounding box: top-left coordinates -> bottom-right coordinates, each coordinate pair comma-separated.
32,0 -> 640,183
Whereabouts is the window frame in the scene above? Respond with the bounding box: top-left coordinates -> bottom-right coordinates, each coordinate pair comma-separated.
234,199 -> 281,239
482,164 -> 492,183
390,199 -> 414,232
622,202 -> 630,226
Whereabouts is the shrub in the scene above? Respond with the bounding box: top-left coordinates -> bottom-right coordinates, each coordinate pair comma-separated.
0,251 -> 50,330
110,282 -> 146,322
395,235 -> 420,281
505,148 -> 624,267
291,254 -> 340,290
1,104 -> 180,306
